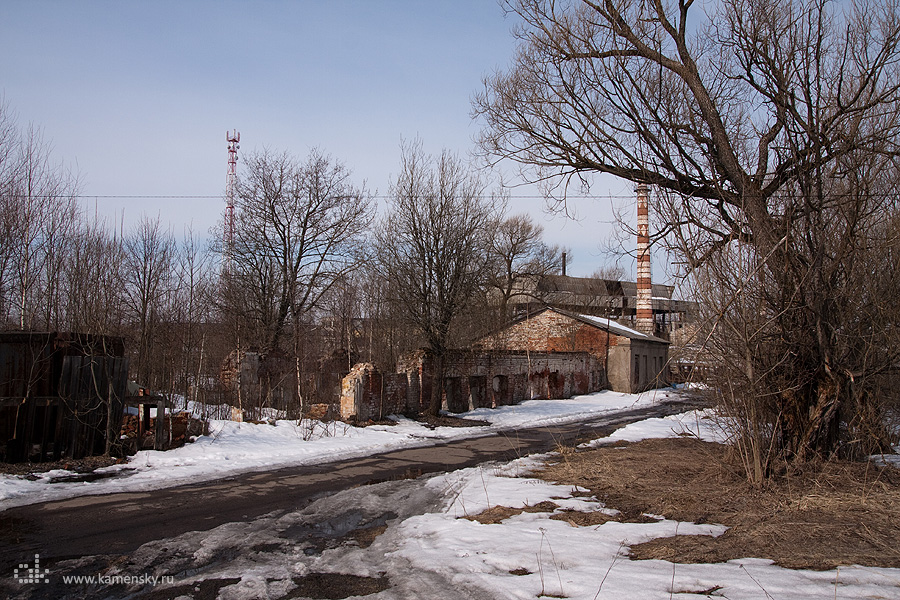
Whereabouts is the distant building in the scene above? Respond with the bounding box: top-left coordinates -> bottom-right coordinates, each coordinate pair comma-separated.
476,307 -> 669,393
506,274 -> 696,342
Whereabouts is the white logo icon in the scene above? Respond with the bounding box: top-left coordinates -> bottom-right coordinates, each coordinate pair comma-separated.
14,554 -> 49,584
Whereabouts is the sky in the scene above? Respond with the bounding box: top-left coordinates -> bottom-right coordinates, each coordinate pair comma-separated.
1,0 -> 647,279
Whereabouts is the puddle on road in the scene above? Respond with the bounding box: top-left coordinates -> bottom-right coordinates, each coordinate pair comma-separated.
364,466 -> 425,486
46,468 -> 136,484
285,572 -> 390,599
280,509 -> 398,556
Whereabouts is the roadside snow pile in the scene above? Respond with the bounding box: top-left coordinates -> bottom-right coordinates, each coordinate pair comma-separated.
581,408 -> 735,447
454,387 -> 670,428
0,389 -> 669,510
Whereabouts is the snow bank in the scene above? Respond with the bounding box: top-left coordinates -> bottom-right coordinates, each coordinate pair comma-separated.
0,389 -> 672,510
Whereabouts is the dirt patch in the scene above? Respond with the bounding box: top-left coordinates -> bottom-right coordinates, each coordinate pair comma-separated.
0,455 -> 124,476
463,501 -> 560,524
349,524 -> 388,548
549,509 -> 616,527
537,437 -> 900,570
415,413 -> 490,428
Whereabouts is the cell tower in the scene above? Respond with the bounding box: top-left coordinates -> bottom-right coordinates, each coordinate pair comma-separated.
225,130 -> 240,257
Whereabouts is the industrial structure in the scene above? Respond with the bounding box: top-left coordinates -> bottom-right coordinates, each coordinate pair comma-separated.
635,183 -> 654,335
339,185 -> 676,420
504,186 -> 694,342
224,130 -> 240,260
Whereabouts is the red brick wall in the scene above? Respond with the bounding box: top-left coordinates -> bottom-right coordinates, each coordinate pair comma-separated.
341,346 -> 609,420
478,310 -> 622,367
340,364 -> 410,422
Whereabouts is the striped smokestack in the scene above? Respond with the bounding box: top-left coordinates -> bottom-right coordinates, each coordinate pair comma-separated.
635,183 -> 654,336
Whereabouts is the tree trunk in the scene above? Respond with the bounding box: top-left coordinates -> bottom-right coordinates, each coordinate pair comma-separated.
427,352 -> 445,417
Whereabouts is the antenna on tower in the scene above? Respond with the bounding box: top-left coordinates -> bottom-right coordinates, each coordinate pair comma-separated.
225,130 -> 240,261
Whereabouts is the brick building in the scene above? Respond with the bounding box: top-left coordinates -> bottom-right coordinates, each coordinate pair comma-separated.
339,308 -> 669,421
339,349 -> 606,422
505,274 -> 695,341
476,307 -> 669,394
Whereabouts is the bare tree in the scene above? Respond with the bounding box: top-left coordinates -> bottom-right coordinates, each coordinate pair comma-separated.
224,149 -> 373,354
590,265 -> 624,281
352,265 -> 422,372
487,213 -> 565,320
170,228 -> 215,408
123,216 -> 177,388
375,141 -> 502,416
474,0 -> 900,474
64,222 -> 126,335
0,114 -> 80,331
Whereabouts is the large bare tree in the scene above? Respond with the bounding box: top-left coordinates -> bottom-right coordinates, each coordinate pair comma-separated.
475,0 -> 900,474
225,149 -> 372,355
123,215 -> 177,388
375,141 -> 502,416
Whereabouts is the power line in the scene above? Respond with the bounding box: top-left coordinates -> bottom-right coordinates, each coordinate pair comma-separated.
38,189 -> 898,201
67,194 -> 632,200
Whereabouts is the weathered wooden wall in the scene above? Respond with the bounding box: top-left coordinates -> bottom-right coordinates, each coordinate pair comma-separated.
0,332 -> 128,462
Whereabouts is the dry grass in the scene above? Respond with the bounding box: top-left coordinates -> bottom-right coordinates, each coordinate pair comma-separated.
535,438 -> 900,570
462,501 -> 560,524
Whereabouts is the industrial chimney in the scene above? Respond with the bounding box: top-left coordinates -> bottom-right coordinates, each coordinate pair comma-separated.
635,183 -> 654,336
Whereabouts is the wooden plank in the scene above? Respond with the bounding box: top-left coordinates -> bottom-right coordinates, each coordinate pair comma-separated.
155,399 -> 166,450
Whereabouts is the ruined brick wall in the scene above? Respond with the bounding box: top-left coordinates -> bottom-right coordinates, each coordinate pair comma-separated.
477,310 -> 621,366
342,347 -> 609,420
403,349 -> 606,413
340,363 -> 410,422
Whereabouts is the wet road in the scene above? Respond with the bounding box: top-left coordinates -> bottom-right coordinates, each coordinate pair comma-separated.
0,397 -> 702,575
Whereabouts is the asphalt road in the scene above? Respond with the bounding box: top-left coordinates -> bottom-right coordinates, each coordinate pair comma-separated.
0,397 -> 703,577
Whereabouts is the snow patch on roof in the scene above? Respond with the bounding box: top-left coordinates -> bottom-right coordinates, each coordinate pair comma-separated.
575,313 -> 651,339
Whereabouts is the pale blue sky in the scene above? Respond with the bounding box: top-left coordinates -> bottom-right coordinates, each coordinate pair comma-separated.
1,0 -> 641,278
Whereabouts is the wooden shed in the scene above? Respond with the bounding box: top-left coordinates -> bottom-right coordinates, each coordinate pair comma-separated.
0,332 -> 128,462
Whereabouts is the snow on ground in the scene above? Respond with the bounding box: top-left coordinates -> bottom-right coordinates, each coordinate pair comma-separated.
5,390 -> 900,599
42,418 -> 898,600
382,457 -> 900,600
580,407 -> 735,446
0,388 -> 669,510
